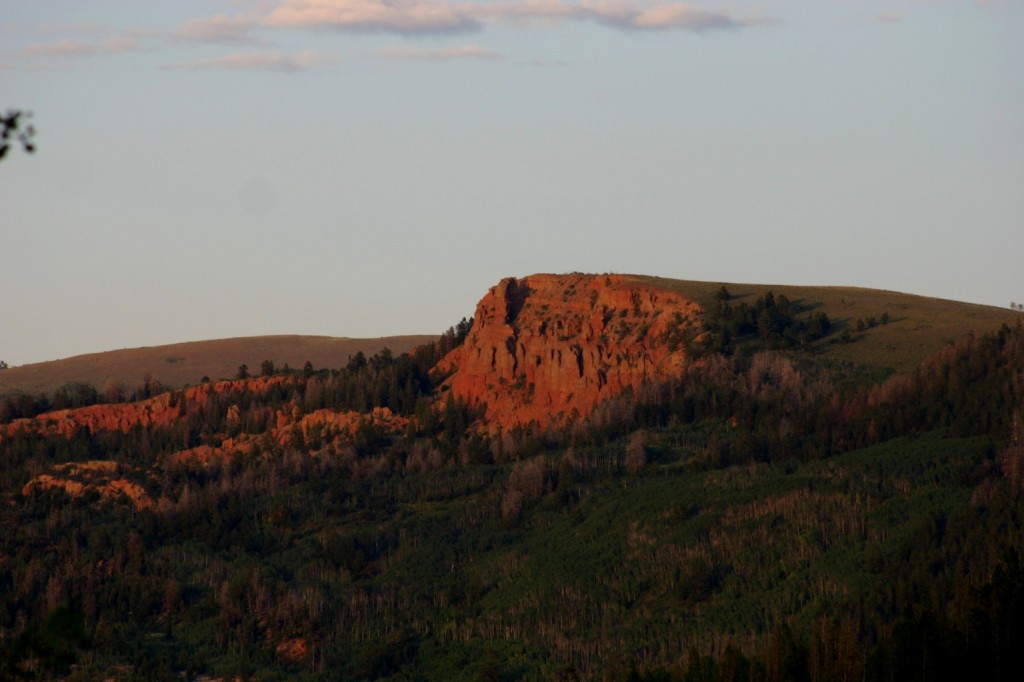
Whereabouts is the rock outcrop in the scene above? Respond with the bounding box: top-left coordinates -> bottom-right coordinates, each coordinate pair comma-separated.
1,376 -> 294,440
3,377 -> 408,470
22,461 -> 153,510
4,273 -> 705,451
434,274 -> 703,431
170,406 -> 407,467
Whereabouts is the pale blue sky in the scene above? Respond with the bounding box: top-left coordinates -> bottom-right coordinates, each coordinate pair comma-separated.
2,1 -> 1022,366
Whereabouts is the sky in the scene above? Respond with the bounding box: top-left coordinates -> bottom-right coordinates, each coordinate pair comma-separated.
1,0 -> 1022,366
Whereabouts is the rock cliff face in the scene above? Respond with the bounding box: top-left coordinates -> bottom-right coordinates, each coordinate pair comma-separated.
434,274 -> 703,431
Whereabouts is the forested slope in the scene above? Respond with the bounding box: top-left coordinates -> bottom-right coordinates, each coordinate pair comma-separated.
1,274 -> 1022,681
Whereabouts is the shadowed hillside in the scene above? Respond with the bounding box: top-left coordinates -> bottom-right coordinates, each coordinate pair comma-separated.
0,334 -> 436,398
2,273 -> 1023,681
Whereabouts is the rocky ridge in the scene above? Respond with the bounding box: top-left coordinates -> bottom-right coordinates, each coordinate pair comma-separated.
2,376 -> 291,440
3,377 -> 408,472
4,274 -> 705,473
435,273 -> 703,431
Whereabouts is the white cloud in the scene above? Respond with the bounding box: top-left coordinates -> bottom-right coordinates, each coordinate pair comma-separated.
24,36 -> 140,57
377,44 -> 502,60
162,51 -> 332,73
175,16 -> 269,45
261,0 -> 772,34
266,0 -> 479,33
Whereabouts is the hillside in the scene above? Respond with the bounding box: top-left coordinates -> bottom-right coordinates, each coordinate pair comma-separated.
0,334 -> 436,398
435,273 -> 1019,432
630,275 -> 1020,374
2,273 -> 1023,681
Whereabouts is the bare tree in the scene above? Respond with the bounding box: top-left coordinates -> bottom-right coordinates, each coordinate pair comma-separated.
626,430 -> 648,473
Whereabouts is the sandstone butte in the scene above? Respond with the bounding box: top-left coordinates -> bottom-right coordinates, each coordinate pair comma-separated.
434,273 -> 704,431
3,273 -> 704,445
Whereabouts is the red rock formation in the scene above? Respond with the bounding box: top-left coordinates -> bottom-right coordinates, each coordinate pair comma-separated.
22,460 -> 153,509
172,406 -> 408,466
1,376 -> 294,441
3,370 -> 410,470
4,273 -> 703,446
434,274 -> 703,431
285,406 -> 406,445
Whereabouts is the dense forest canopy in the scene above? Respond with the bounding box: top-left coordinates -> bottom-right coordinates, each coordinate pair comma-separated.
2,282 -> 1023,681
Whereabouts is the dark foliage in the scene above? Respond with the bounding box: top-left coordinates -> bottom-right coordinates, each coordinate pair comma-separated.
696,291 -> 832,356
2,316 -> 1023,680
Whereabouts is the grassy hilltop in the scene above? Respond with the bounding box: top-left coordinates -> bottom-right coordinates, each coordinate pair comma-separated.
632,275 -> 1020,374
0,334 -> 437,398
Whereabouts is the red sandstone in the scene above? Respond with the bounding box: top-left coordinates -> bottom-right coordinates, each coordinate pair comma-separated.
434,274 -> 703,430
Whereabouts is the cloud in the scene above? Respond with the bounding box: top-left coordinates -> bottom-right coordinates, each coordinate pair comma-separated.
377,44 -> 502,60
877,13 -> 901,24
175,16 -> 269,45
162,51 -> 332,73
261,0 -> 773,35
581,0 -> 778,31
24,36 -> 140,57
266,0 -> 480,33
467,0 -> 578,25
577,1 -> 766,31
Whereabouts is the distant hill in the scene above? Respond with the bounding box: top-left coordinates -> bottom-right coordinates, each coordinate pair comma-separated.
629,275 -> 1021,374
2,276 -> 1016,400
0,334 -> 436,397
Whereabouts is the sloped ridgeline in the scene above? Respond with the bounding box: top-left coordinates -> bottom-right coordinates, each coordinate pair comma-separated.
2,273 -> 1024,681
434,273 -> 703,431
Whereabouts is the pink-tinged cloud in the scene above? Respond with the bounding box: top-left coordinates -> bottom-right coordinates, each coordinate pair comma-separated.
577,1 -> 776,30
377,44 -> 502,60
266,0 -> 479,33
162,51 -> 331,73
591,2 -> 749,30
877,13 -> 901,24
261,0 -> 772,34
175,16 -> 268,45
24,37 -> 140,57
